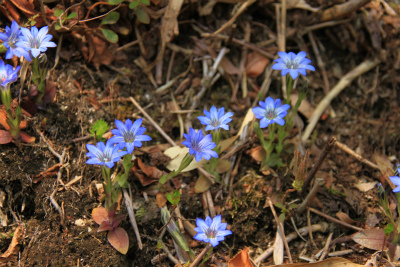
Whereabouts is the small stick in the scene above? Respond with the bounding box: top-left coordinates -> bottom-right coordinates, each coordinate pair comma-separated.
189,243 -> 212,267
307,208 -> 316,247
205,190 -> 216,218
122,188 -> 143,249
308,32 -> 330,93
268,198 -> 293,263
302,137 -> 336,191
319,232 -> 333,261
302,58 -> 380,142
129,96 -> 176,146
298,178 -> 325,214
166,51 -> 176,82
254,223 -> 328,263
174,203 -> 185,233
328,249 -> 354,257
335,140 -> 379,169
309,207 -> 363,232
202,192 -> 210,218
116,40 -> 139,52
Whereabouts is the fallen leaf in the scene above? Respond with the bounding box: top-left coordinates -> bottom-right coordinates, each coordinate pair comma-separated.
336,211 -> 356,225
354,181 -> 377,192
108,227 -> 129,254
33,163 -> 61,183
246,52 -> 269,78
194,174 -> 213,193
287,0 -> 320,12
220,57 -> 240,75
265,257 -> 363,266
16,131 -> 35,143
132,158 -> 164,186
351,228 -> 387,250
0,225 -> 24,258
228,247 -> 252,267
290,93 -> 315,119
9,0 -> 36,16
156,193 -> 167,208
215,159 -> 232,173
246,146 -> 265,162
273,228 -> 284,265
374,152 -> 395,189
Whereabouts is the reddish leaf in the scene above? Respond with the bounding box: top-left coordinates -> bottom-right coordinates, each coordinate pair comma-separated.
0,130 -> 12,144
156,193 -> 167,208
98,221 -> 113,232
16,131 -> 35,143
228,247 -> 252,267
42,81 -> 57,105
336,211 -> 356,225
107,227 -> 129,254
92,207 -> 109,225
246,52 -> 269,78
112,213 -> 126,228
351,229 -> 387,250
9,0 -> 36,16
0,108 -> 10,130
133,158 -> 165,186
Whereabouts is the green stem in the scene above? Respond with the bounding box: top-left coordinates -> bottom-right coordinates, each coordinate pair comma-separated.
101,166 -> 113,212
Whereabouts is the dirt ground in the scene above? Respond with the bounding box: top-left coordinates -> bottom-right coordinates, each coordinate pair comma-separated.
0,0 -> 400,266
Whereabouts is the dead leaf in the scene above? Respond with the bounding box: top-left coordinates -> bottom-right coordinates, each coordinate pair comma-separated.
16,131 -> 35,143
156,193 -> 167,208
220,58 -> 240,75
228,247 -> 252,267
290,94 -> 315,119
132,158 -> 165,186
160,0 -> 183,43
373,152 -> 395,189
273,228 -> 284,265
9,0 -> 36,16
336,211 -> 356,225
246,52 -> 269,78
92,207 -> 109,225
0,225 -> 24,258
215,159 -> 232,173
354,181 -> 378,192
0,130 -> 12,144
246,146 -> 266,163
351,228 -> 387,250
194,174 -> 213,193
265,257 -> 364,266
33,163 -> 61,183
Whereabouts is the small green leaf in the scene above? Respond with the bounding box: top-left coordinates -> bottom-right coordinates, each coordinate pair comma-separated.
101,12 -> 120,25
384,223 -> 394,235
129,1 -> 139,9
54,8 -> 63,17
67,12 -> 77,20
101,28 -> 119,43
55,22 -> 61,30
136,7 -> 150,24
89,119 -> 109,141
108,0 -> 124,4
140,0 -> 150,5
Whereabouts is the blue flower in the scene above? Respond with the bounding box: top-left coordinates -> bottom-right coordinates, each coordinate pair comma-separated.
194,215 -> 232,247
0,60 -> 20,88
252,97 -> 290,128
86,140 -> 128,168
108,118 -> 152,154
197,106 -> 234,131
271,51 -> 315,80
0,20 -> 31,61
389,176 -> 400,193
16,26 -> 56,58
182,128 -> 218,162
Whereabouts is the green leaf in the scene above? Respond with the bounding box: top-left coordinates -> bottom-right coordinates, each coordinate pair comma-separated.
55,22 -> 61,30
89,119 -> 109,141
100,28 -> 119,43
136,7 -> 150,24
67,12 -> 77,20
140,0 -> 150,5
101,12 -> 120,25
108,0 -> 124,4
54,8 -> 63,17
129,1 -> 139,9
384,223 -> 394,235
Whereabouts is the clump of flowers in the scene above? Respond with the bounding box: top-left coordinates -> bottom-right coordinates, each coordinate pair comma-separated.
182,127 -> 218,162
252,97 -> 290,128
271,51 -> 315,80
86,118 -> 151,254
194,215 -> 232,247
197,106 -> 233,131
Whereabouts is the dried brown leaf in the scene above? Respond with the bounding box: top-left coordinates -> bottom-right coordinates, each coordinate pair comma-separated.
245,52 -> 269,78
1,225 -> 24,258
351,228 -> 387,251
336,211 -> 356,225
228,247 -> 252,267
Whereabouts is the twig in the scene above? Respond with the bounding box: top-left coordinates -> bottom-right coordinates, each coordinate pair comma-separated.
309,207 -> 363,231
302,137 -> 336,191
319,232 -> 333,261
268,198 -> 293,263
205,190 -> 216,218
254,223 -> 328,264
335,140 -> 379,169
122,188 -> 143,250
212,0 -> 256,36
307,208 -> 316,247
166,51 -> 176,82
308,32 -> 330,93
116,40 -> 139,52
302,58 -> 380,142
298,178 -> 325,214
319,0 -> 372,22
189,243 -> 212,267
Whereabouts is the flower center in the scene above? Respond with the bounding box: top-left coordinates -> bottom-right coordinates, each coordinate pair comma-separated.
123,132 -> 136,143
265,109 -> 276,120
205,228 -> 217,238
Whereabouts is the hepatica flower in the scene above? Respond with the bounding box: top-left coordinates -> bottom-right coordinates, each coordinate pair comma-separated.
0,20 -> 31,61
198,106 -> 234,131
182,128 -> 218,162
194,215 -> 232,247
86,141 -> 127,168
0,60 -> 20,88
271,51 -> 315,80
109,118 -> 151,154
16,26 -> 56,58
252,97 -> 290,128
